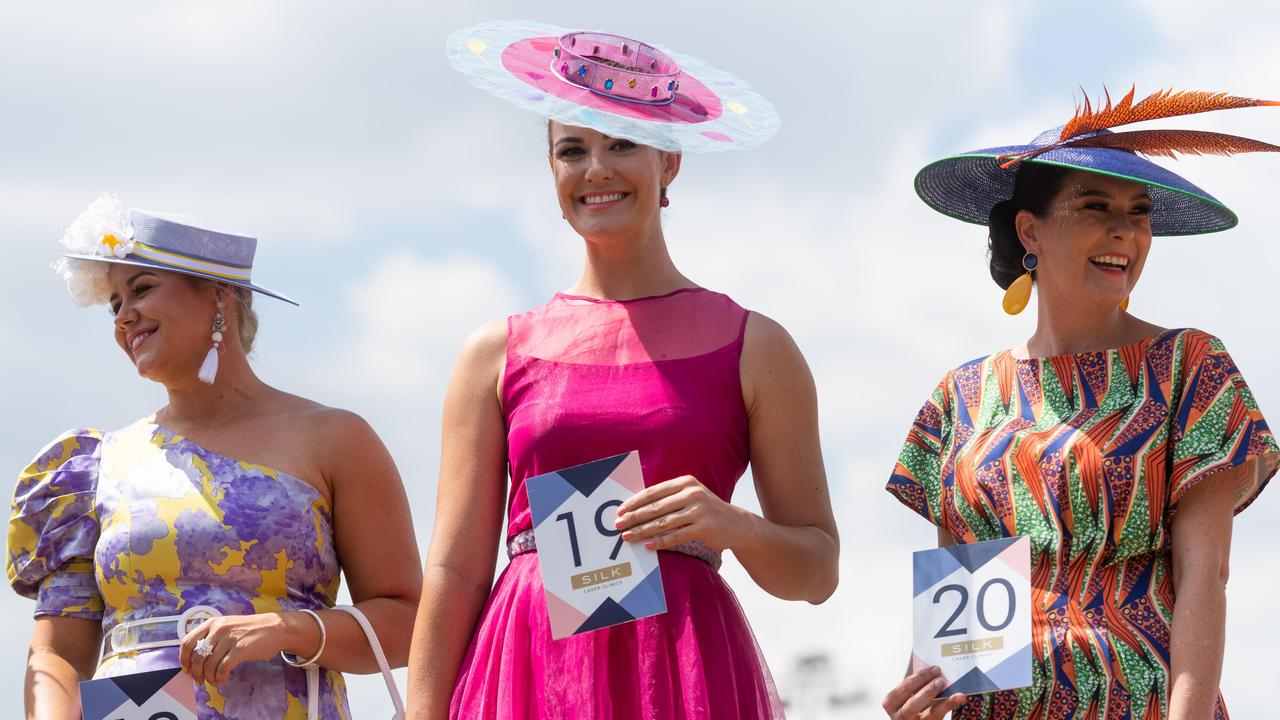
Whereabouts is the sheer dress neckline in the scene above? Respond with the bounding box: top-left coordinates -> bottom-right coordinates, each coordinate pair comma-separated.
553,286 -> 706,304
511,288 -> 748,367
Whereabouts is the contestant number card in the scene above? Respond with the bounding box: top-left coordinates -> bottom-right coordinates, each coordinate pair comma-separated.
526,451 -> 667,639
81,667 -> 198,720
912,536 -> 1032,696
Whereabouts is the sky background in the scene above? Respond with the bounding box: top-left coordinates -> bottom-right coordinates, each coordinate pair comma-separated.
2,1 -> 1278,717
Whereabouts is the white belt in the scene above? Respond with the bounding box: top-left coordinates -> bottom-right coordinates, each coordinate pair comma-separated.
98,604 -> 222,665
97,605 -> 404,720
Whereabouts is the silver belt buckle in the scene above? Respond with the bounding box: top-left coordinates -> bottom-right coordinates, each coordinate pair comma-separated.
108,622 -> 128,653
177,605 -> 222,636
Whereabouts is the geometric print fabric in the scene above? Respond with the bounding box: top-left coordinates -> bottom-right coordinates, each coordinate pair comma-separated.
888,329 -> 1278,719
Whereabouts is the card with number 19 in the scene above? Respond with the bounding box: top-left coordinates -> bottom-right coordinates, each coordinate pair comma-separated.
525,451 -> 668,639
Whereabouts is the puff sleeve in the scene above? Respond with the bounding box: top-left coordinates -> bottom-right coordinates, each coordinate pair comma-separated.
1168,332 -> 1278,517
7,429 -> 104,619
887,375 -> 953,527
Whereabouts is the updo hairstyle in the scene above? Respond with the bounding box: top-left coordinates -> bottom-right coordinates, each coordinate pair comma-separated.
986,162 -> 1073,288
234,286 -> 258,353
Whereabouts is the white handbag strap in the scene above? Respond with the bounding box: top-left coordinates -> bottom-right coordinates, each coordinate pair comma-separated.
338,604 -> 407,719
306,665 -> 320,720
305,605 -> 406,720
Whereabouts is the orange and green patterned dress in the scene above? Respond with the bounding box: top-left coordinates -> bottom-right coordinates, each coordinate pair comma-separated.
887,329 -> 1277,719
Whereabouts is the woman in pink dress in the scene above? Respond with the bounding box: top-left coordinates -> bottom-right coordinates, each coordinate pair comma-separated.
405,22 -> 839,719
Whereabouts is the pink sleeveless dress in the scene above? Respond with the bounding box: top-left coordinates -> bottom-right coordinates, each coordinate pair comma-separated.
449,288 -> 784,719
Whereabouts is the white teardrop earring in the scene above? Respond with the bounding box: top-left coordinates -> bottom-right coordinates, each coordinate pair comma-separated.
198,299 -> 227,385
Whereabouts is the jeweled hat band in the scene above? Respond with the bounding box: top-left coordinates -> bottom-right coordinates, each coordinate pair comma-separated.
127,210 -> 255,282
553,32 -> 681,105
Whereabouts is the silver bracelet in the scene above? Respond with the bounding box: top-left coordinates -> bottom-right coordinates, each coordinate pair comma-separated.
280,608 -> 327,668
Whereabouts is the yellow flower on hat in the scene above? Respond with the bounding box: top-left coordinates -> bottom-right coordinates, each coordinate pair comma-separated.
101,233 -> 129,258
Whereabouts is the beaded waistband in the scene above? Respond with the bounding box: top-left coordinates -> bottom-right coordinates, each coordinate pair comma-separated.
507,528 -> 722,571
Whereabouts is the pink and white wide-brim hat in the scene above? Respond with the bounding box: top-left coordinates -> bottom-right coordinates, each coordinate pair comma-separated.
447,20 -> 779,153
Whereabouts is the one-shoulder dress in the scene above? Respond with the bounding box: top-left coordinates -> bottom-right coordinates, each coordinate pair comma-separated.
450,288 -> 783,719
8,418 -> 350,719
887,329 -> 1278,719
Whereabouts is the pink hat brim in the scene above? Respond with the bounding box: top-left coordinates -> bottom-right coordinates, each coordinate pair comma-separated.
447,20 -> 779,152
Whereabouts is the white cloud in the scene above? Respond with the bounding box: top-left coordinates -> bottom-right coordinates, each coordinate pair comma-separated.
333,251 -> 519,397
3,1 -> 1279,717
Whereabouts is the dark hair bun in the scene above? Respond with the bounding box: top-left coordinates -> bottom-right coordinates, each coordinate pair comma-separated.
984,163 -> 1074,289
987,200 -> 1023,289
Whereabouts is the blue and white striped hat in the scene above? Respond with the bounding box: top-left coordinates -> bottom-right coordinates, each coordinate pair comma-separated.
55,197 -> 296,306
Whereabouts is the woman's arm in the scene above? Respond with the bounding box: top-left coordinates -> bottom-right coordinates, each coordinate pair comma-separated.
619,313 -> 839,603
313,410 -> 423,670
405,319 -> 510,719
26,616 -> 100,719
731,313 -> 839,602
1167,462 -> 1255,720
179,410 -> 423,683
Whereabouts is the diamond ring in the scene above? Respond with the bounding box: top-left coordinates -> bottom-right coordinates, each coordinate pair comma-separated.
194,637 -> 214,658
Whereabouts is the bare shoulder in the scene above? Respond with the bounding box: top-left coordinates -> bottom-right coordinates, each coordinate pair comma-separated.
740,311 -> 814,411
306,404 -> 381,446
256,393 -> 382,453
450,317 -> 510,400
741,311 -> 807,368
280,402 -> 398,500
458,316 -> 509,369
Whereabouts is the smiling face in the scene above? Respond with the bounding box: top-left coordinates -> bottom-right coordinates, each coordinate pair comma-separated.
108,264 -> 227,385
548,121 -> 681,244
1016,170 -> 1153,309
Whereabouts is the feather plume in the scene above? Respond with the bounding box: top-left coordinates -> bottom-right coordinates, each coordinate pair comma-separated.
1059,87 -> 1279,141
1064,129 -> 1280,159
997,86 -> 1279,169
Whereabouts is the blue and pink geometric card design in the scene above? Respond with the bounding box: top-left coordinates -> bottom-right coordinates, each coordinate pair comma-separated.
526,451 -> 667,640
912,536 -> 1032,696
81,667 -> 197,720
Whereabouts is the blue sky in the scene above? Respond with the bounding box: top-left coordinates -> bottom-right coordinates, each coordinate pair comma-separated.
3,2 -> 1279,716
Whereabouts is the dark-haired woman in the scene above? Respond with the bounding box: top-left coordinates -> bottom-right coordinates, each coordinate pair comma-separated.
881,92 -> 1279,719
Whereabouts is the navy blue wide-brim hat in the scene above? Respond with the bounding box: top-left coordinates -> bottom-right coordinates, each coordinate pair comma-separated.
914,88 -> 1280,236
915,126 -> 1238,236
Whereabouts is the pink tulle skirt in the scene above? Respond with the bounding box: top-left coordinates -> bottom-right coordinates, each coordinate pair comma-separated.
450,552 -> 784,719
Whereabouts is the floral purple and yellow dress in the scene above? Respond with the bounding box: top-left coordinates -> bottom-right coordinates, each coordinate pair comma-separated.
7,418 -> 350,719
450,288 -> 784,719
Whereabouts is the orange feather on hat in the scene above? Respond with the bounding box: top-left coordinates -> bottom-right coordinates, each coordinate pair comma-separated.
998,86 -> 1280,168
1066,129 -> 1280,159
1059,87 -> 1279,140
